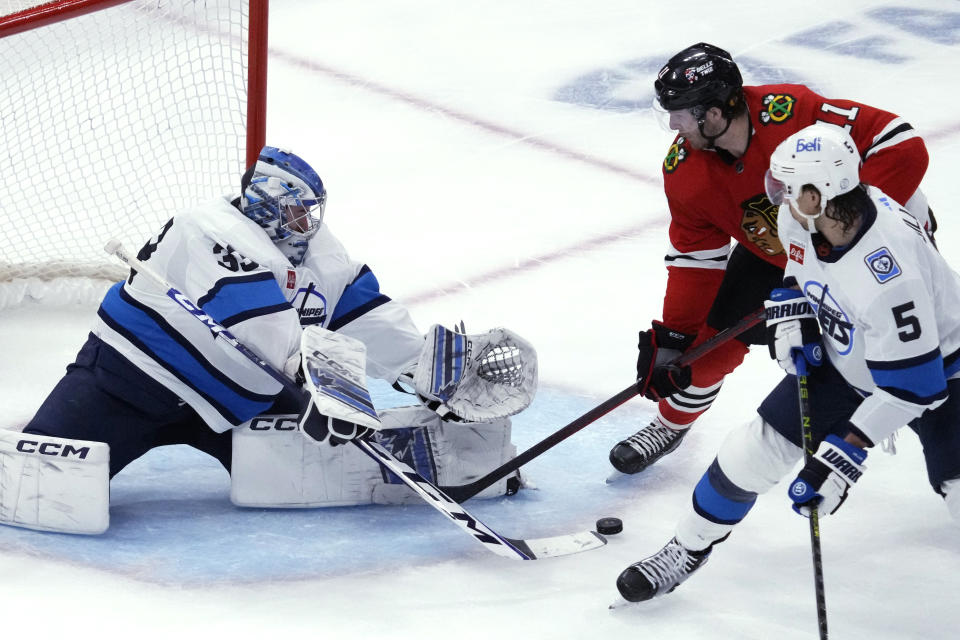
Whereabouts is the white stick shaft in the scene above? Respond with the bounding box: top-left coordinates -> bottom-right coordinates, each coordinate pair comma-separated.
104,239 -> 296,393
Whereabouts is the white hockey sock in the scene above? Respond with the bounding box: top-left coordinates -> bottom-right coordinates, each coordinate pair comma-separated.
657,380 -> 723,429
675,509 -> 733,553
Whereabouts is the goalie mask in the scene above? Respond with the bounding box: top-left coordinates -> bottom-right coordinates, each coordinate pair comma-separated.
241,146 -> 327,261
764,123 -> 861,221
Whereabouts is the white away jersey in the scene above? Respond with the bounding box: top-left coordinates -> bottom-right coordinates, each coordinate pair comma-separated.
779,186 -> 960,445
94,197 -> 422,433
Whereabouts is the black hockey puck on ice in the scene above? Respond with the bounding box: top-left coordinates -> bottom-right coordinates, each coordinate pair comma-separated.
596,517 -> 623,535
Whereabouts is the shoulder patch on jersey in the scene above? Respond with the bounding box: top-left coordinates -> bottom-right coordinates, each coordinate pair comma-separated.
759,93 -> 796,125
663,137 -> 688,173
864,247 -> 902,284
788,240 -> 806,264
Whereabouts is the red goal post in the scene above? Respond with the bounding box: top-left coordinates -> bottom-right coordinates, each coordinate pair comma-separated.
0,0 -> 268,307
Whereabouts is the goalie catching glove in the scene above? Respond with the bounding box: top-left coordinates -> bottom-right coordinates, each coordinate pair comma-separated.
789,433 -> 867,517
412,324 -> 537,422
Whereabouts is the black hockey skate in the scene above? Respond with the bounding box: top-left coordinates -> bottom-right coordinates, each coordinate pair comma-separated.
609,421 -> 688,474
616,537 -> 712,602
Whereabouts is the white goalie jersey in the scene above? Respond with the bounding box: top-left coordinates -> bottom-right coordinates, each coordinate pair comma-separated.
779,186 -> 960,445
94,196 -> 423,433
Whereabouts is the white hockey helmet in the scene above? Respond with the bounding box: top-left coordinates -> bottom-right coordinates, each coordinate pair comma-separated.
764,123 -> 861,218
241,146 -> 326,242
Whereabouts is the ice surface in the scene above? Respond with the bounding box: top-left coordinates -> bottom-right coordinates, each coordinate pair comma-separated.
1,1 -> 959,638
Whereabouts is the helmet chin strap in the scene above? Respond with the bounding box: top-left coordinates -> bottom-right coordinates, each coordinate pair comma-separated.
697,115 -> 732,149
793,203 -> 824,231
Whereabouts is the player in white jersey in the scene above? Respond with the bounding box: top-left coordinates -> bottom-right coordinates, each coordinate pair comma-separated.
2,147 -> 534,534
615,124 -> 960,603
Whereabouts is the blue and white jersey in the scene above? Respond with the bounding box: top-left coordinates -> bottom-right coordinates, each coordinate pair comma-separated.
295,223 -> 424,383
95,197 -> 423,433
779,186 -> 960,445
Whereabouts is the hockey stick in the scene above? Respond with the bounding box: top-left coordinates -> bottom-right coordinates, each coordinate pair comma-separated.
795,356 -> 829,639
104,239 -> 604,560
441,307 -> 768,502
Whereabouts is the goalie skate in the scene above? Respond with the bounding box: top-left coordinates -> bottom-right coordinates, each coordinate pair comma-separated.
616,537 -> 712,602
609,421 -> 688,474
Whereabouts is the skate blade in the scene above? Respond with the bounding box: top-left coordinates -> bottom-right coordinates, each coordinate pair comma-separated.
605,469 -> 629,484
608,595 -> 635,610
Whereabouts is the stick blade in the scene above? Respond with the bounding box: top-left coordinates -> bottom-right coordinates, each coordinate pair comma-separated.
505,530 -> 607,559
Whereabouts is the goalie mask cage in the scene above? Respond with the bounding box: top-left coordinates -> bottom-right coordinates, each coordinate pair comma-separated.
0,0 -> 268,308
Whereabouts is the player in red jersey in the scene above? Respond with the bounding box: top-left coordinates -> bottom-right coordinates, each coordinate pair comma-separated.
609,42 -> 933,475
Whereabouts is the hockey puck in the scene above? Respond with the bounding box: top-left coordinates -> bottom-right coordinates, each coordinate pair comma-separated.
596,517 -> 623,535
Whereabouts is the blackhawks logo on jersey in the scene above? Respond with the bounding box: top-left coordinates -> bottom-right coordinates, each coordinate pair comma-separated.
740,193 -> 784,256
759,93 -> 796,125
663,137 -> 688,173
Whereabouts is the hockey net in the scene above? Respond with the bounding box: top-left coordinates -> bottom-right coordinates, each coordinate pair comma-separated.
0,0 -> 266,308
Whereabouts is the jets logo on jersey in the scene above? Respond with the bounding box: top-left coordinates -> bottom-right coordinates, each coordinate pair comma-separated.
805,281 -> 855,354
789,241 -> 806,264
664,138 -> 688,173
759,93 -> 796,125
864,247 -> 902,284
291,284 -> 328,326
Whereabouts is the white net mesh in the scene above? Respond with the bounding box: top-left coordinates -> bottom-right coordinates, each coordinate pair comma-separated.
0,0 -> 255,307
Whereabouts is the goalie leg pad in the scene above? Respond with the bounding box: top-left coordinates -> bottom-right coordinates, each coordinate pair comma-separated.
230,407 -> 515,507
0,429 -> 109,534
372,406 -> 515,504
231,414 -> 379,508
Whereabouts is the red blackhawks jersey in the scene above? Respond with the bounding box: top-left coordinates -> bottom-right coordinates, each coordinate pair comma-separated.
660,83 -> 929,333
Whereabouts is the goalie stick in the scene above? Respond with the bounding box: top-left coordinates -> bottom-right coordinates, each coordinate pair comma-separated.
104,239 -> 604,561
440,307 -> 768,502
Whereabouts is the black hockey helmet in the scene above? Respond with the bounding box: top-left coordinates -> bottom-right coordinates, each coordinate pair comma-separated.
654,43 -> 743,118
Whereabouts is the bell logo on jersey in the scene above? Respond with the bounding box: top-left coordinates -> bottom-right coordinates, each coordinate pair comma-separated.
759,93 -> 795,125
291,284 -> 328,326
789,242 -> 806,264
864,247 -> 902,284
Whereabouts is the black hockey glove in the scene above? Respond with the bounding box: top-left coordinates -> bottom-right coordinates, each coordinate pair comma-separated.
299,401 -> 374,447
637,321 -> 696,401
764,287 -> 822,375
788,434 -> 867,517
